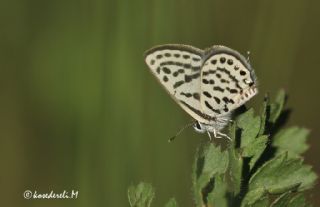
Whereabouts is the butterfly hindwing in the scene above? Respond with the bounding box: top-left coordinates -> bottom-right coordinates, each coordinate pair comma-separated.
200,46 -> 258,117
145,44 -> 210,123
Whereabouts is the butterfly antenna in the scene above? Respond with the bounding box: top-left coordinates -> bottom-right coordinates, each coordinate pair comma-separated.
247,51 -> 251,63
168,121 -> 195,143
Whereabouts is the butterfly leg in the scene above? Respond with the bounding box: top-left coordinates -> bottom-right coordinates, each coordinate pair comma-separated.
217,131 -> 232,141
218,118 -> 234,123
207,131 -> 212,142
213,129 -> 223,139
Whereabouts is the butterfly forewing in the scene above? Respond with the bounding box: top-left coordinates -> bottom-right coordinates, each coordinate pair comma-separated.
145,44 -> 210,123
200,46 -> 257,116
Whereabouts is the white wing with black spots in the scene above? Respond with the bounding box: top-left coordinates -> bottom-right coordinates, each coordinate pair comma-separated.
200,46 -> 258,117
145,44 -> 210,123
145,44 -> 258,132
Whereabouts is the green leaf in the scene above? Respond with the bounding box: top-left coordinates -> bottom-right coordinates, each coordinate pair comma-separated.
270,192 -> 311,207
228,148 -> 243,195
273,127 -> 310,157
258,94 -> 270,136
164,198 -> 178,207
269,89 -> 286,123
237,108 -> 261,148
288,193 -> 309,207
242,135 -> 268,169
270,192 -> 291,207
128,91 -> 318,207
250,196 -> 269,207
236,108 -> 265,169
207,175 -> 228,207
241,188 -> 266,207
128,182 -> 155,207
249,152 -> 317,195
192,143 -> 229,206
270,192 -> 310,207
227,123 -> 243,195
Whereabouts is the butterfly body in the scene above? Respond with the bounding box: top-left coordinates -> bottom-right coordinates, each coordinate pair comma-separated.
193,114 -> 231,133
145,44 -> 258,140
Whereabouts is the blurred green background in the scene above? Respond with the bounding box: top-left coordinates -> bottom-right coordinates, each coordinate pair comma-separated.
1,0 -> 319,206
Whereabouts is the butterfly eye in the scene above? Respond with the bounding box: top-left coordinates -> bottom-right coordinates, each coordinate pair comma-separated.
195,122 -> 201,129
193,122 -> 206,133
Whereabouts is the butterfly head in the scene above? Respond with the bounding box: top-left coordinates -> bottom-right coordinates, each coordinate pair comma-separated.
193,121 -> 206,133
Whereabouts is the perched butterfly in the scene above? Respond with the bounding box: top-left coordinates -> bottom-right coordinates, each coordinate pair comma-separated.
144,44 -> 258,140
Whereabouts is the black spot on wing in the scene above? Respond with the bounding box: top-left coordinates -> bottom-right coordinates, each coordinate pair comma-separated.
222,97 -> 229,103
173,73 -> 200,89
162,67 -> 171,74
156,54 -> 163,59
222,97 -> 234,104
213,86 -> 224,92
216,67 -> 242,90
230,89 -> 238,94
193,93 -> 200,100
202,79 -> 209,84
220,57 -> 226,63
205,101 -> 221,114
175,62 -> 183,67
178,69 -> 184,73
159,61 -> 201,71
180,100 -> 216,121
192,57 -> 201,62
203,91 -> 212,98
164,53 -> 171,57
216,67 -> 227,73
220,79 -> 229,83
185,73 -> 200,83
227,59 -> 233,65
180,92 -> 192,98
183,54 -> 190,59
203,71 -> 209,76
160,61 -> 174,66
173,81 -> 184,89
240,70 -> 246,76
203,78 -> 215,84
202,69 -> 216,77
211,59 -> 217,65
192,66 -> 201,71
184,63 -> 191,69
163,76 -> 168,82
214,97 -> 221,104
173,69 -> 185,77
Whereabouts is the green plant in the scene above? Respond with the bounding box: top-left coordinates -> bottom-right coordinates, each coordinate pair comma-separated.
128,90 -> 317,207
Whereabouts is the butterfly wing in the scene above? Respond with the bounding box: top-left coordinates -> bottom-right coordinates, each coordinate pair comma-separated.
145,44 -> 210,123
200,46 -> 258,117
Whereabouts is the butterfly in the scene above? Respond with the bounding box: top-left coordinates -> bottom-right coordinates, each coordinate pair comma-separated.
144,44 -> 258,140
